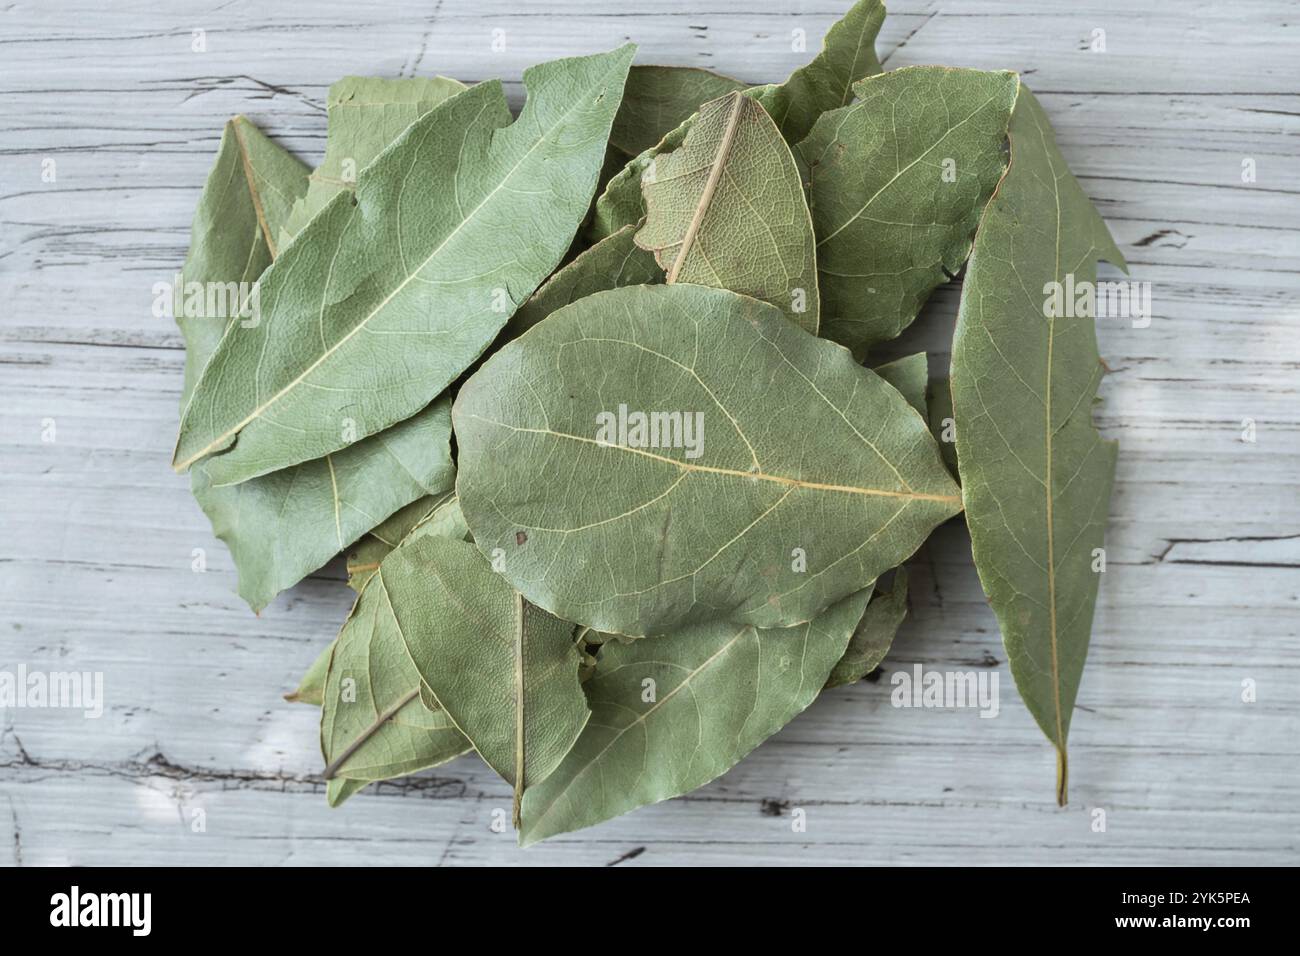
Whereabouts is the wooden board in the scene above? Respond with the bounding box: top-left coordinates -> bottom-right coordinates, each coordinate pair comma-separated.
1,0 -> 1297,866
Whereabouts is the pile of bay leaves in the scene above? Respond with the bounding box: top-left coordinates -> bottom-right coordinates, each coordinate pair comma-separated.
170,0 -> 1124,845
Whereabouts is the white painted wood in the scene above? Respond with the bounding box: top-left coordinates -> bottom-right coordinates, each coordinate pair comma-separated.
1,0 -> 1297,866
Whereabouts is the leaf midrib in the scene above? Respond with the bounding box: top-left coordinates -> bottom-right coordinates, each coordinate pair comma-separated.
467,415 -> 961,505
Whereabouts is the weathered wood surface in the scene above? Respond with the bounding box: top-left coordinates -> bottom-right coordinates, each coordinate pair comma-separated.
1,0 -> 1297,866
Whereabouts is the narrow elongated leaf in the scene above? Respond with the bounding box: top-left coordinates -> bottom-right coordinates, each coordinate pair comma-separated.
175,115 -> 309,405
174,45 -> 636,482
636,91 -> 820,333
826,566 -> 909,687
280,75 -> 466,245
454,284 -> 961,637
611,65 -> 746,157
193,398 -> 454,611
320,566 -> 471,789
176,116 -> 455,611
384,536 -> 589,822
506,224 -> 660,340
950,88 -> 1126,803
519,588 -> 870,845
797,67 -> 1019,354
588,0 -> 884,241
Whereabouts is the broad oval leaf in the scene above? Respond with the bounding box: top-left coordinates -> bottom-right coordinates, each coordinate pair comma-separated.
383,535 -> 590,821
588,0 -> 885,242
174,45 -> 636,482
797,67 -> 1019,354
636,91 -> 820,333
279,75 -> 467,246
454,283 -> 961,636
611,65 -> 746,158
950,88 -> 1126,804
519,588 -> 870,846
872,352 -> 929,417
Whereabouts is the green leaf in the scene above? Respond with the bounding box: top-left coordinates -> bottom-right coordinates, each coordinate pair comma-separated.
345,490 -> 465,591
826,566 -> 909,687
588,0 -> 885,242
797,67 -> 1019,355
192,397 -> 454,612
286,641 -> 333,706
925,377 -> 959,477
383,536 -> 589,824
611,65 -> 746,157
750,0 -> 885,145
872,352 -> 928,416
949,88 -> 1126,804
175,115 -> 454,612
327,778 -> 369,807
506,223 -> 660,341
635,91 -> 820,333
320,562 -> 471,787
454,283 -> 961,636
519,588 -> 870,846
280,75 -> 466,246
174,45 -> 637,482
175,115 -> 309,406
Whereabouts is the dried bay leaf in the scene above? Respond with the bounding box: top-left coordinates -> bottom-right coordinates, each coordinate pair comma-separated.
872,352 -> 928,417
635,91 -> 820,333
383,536 -> 589,823
318,493 -> 484,796
589,0 -> 885,242
797,67 -> 1019,355
193,399 -> 454,612
519,588 -> 870,846
175,115 -> 309,405
826,567 -> 909,688
345,490 -> 466,592
506,223 -> 660,340
454,284 -> 961,637
950,89 -> 1126,803
280,75 -> 466,245
612,65 -> 746,158
926,377 -> 959,476
174,45 -> 637,483
176,116 -> 456,612
319,564 -> 471,796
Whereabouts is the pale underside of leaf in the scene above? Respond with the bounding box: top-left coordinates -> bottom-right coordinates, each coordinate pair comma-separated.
586,0 -> 884,243
635,91 -> 820,334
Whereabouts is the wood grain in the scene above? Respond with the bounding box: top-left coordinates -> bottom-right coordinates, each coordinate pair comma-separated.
1,0 -> 1297,865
